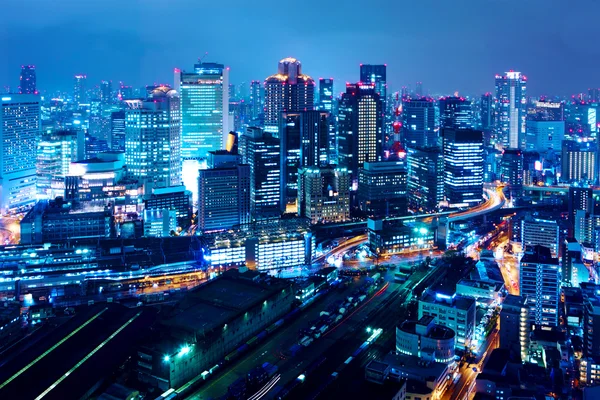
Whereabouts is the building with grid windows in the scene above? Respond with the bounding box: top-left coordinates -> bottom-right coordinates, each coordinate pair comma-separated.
298,166 -> 350,224
443,128 -> 483,208
358,161 -> 407,218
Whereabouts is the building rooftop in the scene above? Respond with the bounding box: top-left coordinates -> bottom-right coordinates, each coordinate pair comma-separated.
365,380 -> 406,400
421,291 -> 476,311
521,245 -> 558,265
383,353 -> 448,381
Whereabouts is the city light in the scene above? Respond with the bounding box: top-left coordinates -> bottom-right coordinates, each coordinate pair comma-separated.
163,355 -> 170,362
178,345 -> 191,356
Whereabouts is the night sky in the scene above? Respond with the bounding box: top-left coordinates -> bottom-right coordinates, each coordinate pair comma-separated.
1,0 -> 599,97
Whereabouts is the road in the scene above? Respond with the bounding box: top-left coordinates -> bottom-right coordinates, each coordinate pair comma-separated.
493,237 -> 519,295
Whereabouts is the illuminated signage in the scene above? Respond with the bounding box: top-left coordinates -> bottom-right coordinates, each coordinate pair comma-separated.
534,101 -> 561,109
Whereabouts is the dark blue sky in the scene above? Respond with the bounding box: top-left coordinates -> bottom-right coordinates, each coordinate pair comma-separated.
1,0 -> 598,97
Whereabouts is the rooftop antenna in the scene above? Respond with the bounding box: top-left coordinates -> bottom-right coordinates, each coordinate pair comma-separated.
198,52 -> 209,64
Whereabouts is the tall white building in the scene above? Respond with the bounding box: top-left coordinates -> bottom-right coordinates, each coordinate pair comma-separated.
0,94 -> 39,213
521,217 -> 560,258
520,245 -> 560,327
125,86 -> 181,188
495,71 -> 527,149
175,62 -> 229,160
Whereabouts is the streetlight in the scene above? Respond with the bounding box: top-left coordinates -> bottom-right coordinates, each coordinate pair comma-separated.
366,327 -> 372,333
163,355 -> 170,362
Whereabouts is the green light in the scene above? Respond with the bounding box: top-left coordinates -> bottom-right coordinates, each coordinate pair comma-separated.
366,327 -> 372,333
178,345 -> 191,356
163,355 -> 170,362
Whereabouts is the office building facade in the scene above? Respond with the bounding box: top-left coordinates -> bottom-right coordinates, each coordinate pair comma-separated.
439,96 -> 474,129
0,94 -> 39,213
175,62 -> 229,160
338,83 -> 383,186
239,127 -> 281,218
19,65 -> 37,95
359,64 -> 387,111
561,140 -> 597,184
125,86 -> 181,188
298,166 -> 350,224
402,98 -> 438,148
521,217 -> 560,258
264,58 -> 314,134
358,161 -> 408,218
495,71 -> 527,149
443,129 -> 484,208
407,147 -> 444,212
499,294 -> 530,362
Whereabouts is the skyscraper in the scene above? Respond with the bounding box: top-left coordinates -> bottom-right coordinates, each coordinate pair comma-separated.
415,81 -> 423,97
521,217 -> 560,258
239,127 -> 281,219
443,128 -> 484,208
561,140 -> 597,183
100,80 -> 112,104
279,111 -> 329,211
495,70 -> 527,149
407,147 -> 444,212
19,65 -> 37,95
298,166 -> 350,224
439,96 -> 474,129
500,148 -> 523,199
318,78 -> 336,162
520,245 -> 560,327
0,94 -> 40,212
358,161 -> 408,218
525,100 -> 565,151
125,86 -> 181,188
264,58 -> 315,134
250,80 -> 263,121
175,62 -> 229,160
73,74 -> 87,105
359,64 -> 387,111
402,98 -> 438,148
499,295 -> 530,362
480,93 -> 493,130
198,161 -> 250,232
110,110 -> 126,152
338,83 -> 383,186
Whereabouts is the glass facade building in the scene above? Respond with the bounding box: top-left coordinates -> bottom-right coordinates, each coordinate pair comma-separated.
443,128 -> 483,208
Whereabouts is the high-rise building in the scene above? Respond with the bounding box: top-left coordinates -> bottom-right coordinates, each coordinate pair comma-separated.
0,94 -> 39,212
402,98 -> 438,148
125,86 -> 181,188
519,245 -> 560,327
480,93 -> 493,130
239,127 -> 281,219
561,140 -> 596,183
19,66 -> 37,95
197,161 -> 250,232
525,100 -> 565,151
318,78 -> 336,161
100,80 -> 112,104
584,285 -> 600,358
499,294 -> 530,362
73,74 -> 87,105
521,217 -> 560,258
589,88 -> 600,103
495,71 -> 527,149
439,96 -> 474,130
359,64 -> 387,111
338,83 -> 383,186
500,148 -> 523,199
36,131 -> 78,198
250,80 -> 263,121
443,128 -> 483,208
110,110 -> 126,152
358,161 -> 408,218
175,62 -> 229,160
298,166 -> 350,224
568,187 -> 599,232
407,147 -> 444,212
264,58 -> 315,134
415,81 -> 423,97
279,111 -> 329,211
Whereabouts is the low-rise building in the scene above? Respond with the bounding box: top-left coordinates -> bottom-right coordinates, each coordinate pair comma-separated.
418,291 -> 476,348
368,219 -> 435,255
456,279 -> 503,304
396,316 -> 455,364
137,269 -> 294,389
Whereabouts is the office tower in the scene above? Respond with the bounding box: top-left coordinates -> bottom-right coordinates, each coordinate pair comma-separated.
264,57 -> 315,134
338,83 -> 383,185
529,99 -> 564,121
279,111 -> 329,211
73,74 -> 87,105
360,64 -> 387,111
198,162 -> 250,232
358,161 -> 408,217
0,94 -> 39,212
520,245 -> 560,327
19,65 -> 37,94
110,110 -> 126,152
499,295 -> 530,362
483,147 -> 501,183
561,140 -> 596,183
563,238 -> 583,286
175,62 -> 229,160
480,93 -> 493,130
500,148 -> 523,199
228,83 -> 236,101
239,127 -> 281,218
439,96 -> 474,129
298,166 -> 350,224
521,217 -> 560,258
318,78 -> 336,162
118,83 -> 133,100
401,98 -> 438,148
443,128 -> 484,208
89,99 -> 110,151
495,70 -> 527,149
250,80 -> 263,120
36,131 -> 79,198
525,100 -> 565,151
144,185 -> 193,229
415,81 -> 423,97
100,80 -> 112,104
589,88 -> 600,103
125,86 -> 181,188
569,187 -> 597,229
407,147 -> 444,212
584,288 -> 600,358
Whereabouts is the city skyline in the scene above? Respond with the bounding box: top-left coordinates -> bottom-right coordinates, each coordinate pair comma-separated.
2,0 -> 600,96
